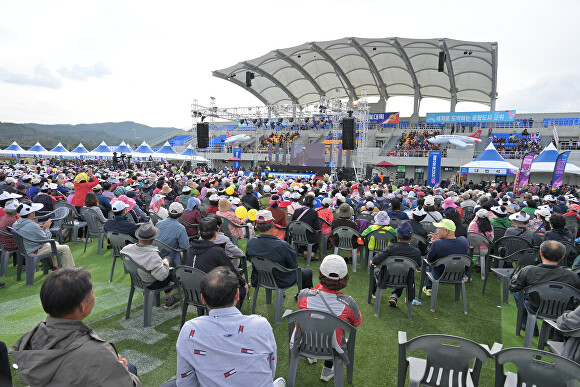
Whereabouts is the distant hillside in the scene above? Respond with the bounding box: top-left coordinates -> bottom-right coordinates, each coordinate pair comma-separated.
0,121 -> 186,150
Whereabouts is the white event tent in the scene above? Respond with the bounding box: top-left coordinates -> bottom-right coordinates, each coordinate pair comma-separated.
530,142 -> 580,175
460,142 -> 519,176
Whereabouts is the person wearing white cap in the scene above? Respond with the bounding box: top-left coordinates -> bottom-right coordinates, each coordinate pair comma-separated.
0,199 -> 20,258
505,211 -> 534,244
287,191 -> 302,215
246,210 -> 313,293
490,206 -> 511,228
32,183 -> 57,212
153,202 -> 189,267
295,255 -> 362,382
206,194 -> 220,215
529,207 -> 551,233
11,202 -> 75,270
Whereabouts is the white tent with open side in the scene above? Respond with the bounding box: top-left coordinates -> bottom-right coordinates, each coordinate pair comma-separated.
460,142 -> 519,176
530,142 -> 580,175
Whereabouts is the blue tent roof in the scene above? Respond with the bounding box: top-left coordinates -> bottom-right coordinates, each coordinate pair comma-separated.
27,142 -> 48,153
532,142 -> 559,163
155,141 -> 178,154
134,141 -> 154,154
71,143 -> 89,153
460,142 -> 519,175
4,141 -> 23,151
180,145 -> 200,156
114,141 -> 133,153
473,141 -> 508,162
92,141 -> 111,153
50,143 -> 69,153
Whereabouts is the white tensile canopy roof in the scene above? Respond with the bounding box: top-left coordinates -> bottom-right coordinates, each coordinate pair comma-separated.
530,142 -> 580,175
214,37 -> 498,111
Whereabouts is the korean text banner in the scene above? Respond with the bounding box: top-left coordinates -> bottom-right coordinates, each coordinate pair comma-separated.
552,151 -> 570,189
517,152 -> 536,187
427,151 -> 442,187
369,112 -> 399,125
426,110 -> 516,123
233,148 -> 241,169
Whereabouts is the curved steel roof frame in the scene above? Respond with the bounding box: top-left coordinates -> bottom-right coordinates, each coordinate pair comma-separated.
214,37 -> 498,109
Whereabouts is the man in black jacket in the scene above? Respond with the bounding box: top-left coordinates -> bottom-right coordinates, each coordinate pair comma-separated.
370,222 -> 421,307
187,217 -> 248,306
241,184 -> 259,210
104,201 -> 139,239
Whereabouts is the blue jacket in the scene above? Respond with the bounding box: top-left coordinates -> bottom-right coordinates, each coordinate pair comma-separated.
247,234 -> 298,288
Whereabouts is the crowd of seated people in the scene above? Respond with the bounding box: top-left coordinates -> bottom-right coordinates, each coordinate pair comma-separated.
490,132 -> 542,158
257,131 -> 299,149
4,157 -> 580,385
385,129 -> 445,157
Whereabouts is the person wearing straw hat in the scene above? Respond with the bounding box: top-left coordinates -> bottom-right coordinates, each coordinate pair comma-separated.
121,223 -> 181,309
505,211 -> 534,244
12,202 -> 75,270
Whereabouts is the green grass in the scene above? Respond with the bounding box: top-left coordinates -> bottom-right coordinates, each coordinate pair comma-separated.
1,240 -> 515,386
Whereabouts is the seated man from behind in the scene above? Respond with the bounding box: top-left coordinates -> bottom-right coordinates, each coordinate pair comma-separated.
121,223 -> 180,309
155,202 -> 190,267
246,210 -> 313,293
369,222 -> 421,307
207,214 -> 244,269
187,217 -> 248,307
10,268 -> 141,386
509,240 -> 580,329
176,266 -> 284,387
104,201 -> 139,240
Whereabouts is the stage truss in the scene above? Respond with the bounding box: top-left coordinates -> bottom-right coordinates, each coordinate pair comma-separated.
190,93 -> 370,179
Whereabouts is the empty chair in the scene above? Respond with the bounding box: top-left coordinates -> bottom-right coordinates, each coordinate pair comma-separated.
249,255 -> 302,324
418,255 -> 472,314
493,248 -> 539,306
10,227 -> 62,286
287,310 -> 357,387
494,347 -> 580,387
174,265 -> 209,329
60,203 -> 87,245
332,227 -> 362,273
462,206 -> 475,223
398,331 -> 498,387
107,232 -> 136,282
516,281 -> 580,347
389,218 -> 403,230
563,242 -> 579,268
482,236 -> 533,296
369,256 -> 419,319
121,253 -> 180,327
81,208 -> 107,255
288,221 -> 321,266
45,207 -> 69,243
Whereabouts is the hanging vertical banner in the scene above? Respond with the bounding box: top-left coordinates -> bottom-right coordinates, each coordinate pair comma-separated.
551,151 -> 570,189
516,152 -> 536,188
427,151 -> 442,187
233,148 -> 241,169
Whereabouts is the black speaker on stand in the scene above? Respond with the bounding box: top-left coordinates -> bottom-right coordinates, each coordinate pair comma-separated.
438,51 -> 446,72
197,122 -> 209,148
341,118 -> 356,150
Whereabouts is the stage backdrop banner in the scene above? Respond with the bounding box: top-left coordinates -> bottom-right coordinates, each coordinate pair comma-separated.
426,110 -> 516,123
290,143 -> 325,167
427,151 -> 442,187
552,151 -> 570,189
369,112 -> 399,126
233,148 -> 241,169
517,152 -> 536,187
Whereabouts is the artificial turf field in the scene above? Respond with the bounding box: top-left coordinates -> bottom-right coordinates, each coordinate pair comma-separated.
0,238 -> 532,386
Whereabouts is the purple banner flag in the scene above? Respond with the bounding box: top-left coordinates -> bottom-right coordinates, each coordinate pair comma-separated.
517,152 -> 536,187
551,151 -> 570,189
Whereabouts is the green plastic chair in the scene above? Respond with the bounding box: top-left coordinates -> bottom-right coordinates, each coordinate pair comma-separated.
288,221 -> 321,266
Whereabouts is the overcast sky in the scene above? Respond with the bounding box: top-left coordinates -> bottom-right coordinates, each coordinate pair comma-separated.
1,0 -> 579,129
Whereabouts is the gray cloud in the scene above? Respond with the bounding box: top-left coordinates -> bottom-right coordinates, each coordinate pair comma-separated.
0,64 -> 62,88
57,61 -> 111,81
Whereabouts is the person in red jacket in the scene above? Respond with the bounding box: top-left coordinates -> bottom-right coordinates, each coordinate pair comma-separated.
71,169 -> 99,210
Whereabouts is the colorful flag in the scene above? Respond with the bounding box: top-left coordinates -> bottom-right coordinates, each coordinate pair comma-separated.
517,152 -> 536,187
551,151 -> 570,189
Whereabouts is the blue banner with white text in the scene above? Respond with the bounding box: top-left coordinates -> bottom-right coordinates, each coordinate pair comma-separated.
426,110 -> 516,123
427,151 -> 442,187
233,148 -> 241,169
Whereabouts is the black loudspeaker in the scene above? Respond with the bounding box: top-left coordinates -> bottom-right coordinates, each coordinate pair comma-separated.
341,118 -> 356,150
197,122 -> 209,148
438,51 -> 446,72
337,167 -> 356,181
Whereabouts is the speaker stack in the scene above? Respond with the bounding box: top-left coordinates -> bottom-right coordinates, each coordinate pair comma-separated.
341,118 -> 356,150
197,122 -> 209,148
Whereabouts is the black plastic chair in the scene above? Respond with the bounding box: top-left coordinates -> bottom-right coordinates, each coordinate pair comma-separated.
538,318 -> 580,358
355,213 -> 375,224
287,310 -> 357,387
288,221 -> 321,266
494,347 -> 580,387
482,236 -> 533,297
493,248 -> 539,306
153,239 -> 187,266
178,218 -> 200,242
59,202 -> 87,245
369,256 -> 418,319
121,253 -> 180,327
462,205 -> 475,223
107,231 -> 136,282
563,242 -> 579,268
174,266 -> 209,329
332,227 -> 362,273
398,331 -> 499,387
516,281 -> 580,347
492,226 -> 507,242
365,228 -> 396,274
219,216 -> 249,247
418,255 -> 472,314
10,227 -> 62,286
249,255 -> 302,324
